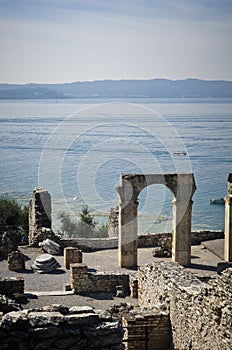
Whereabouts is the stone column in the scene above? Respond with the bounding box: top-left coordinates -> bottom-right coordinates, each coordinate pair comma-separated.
118,200 -> 138,268
117,176 -> 138,269
172,199 -> 193,266
224,173 -> 232,262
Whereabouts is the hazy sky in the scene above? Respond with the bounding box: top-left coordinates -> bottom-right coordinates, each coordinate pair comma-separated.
0,0 -> 232,83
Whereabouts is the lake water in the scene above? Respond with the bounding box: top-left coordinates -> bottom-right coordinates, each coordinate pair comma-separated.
0,98 -> 231,233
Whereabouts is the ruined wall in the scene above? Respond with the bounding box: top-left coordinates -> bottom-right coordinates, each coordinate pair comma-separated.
70,263 -> 129,295
108,206 -> 119,237
122,309 -> 171,350
0,305 -> 124,350
29,188 -> 51,245
61,230 -> 224,251
138,261 -> 232,350
0,277 -> 24,296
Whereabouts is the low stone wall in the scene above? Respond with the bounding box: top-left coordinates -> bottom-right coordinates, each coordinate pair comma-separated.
61,230 -> 224,251
138,261 -> 232,350
61,237 -> 118,251
0,277 -> 24,296
70,263 -> 130,295
0,305 -> 124,350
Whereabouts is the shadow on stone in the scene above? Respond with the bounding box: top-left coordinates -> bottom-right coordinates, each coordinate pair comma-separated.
189,263 -> 217,272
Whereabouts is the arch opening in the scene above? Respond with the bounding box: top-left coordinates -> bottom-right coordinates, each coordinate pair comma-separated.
116,173 -> 196,268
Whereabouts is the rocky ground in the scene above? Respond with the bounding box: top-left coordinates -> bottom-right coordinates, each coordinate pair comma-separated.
0,240 -> 223,310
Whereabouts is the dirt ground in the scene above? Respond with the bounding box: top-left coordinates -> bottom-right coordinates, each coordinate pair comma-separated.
0,241 -> 223,310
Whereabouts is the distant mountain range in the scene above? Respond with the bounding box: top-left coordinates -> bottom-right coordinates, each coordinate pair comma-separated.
0,78 -> 232,99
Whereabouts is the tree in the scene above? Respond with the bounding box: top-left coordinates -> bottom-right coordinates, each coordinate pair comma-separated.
57,212 -> 77,238
58,206 -> 108,238
0,196 -> 29,241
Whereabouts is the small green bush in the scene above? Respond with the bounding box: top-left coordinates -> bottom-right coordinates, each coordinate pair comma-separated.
0,196 -> 29,241
58,206 -> 109,238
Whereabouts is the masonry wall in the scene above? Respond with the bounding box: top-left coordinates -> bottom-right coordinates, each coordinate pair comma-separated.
138,261 -> 232,350
0,305 -> 124,350
70,263 -> 130,295
0,277 -> 24,296
122,310 -> 171,350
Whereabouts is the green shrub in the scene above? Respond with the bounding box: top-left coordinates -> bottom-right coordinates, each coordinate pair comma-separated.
58,206 -> 109,238
0,196 -> 29,241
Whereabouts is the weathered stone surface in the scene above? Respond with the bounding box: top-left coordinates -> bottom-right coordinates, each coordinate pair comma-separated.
69,306 -> 94,314
39,238 -> 61,255
8,251 -> 25,271
116,173 -> 196,268
0,232 -> 18,259
64,247 -> 82,269
70,263 -> 130,295
29,188 -> 52,245
0,294 -> 22,314
0,305 -> 124,350
108,206 -> 119,237
65,313 -> 99,325
30,227 -> 62,248
31,254 -> 61,273
138,261 -> 232,350
0,277 -> 24,298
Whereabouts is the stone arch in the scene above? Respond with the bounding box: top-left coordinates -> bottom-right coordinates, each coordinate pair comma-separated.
116,173 -> 196,268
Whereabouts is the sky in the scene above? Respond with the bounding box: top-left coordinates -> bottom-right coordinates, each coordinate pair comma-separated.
0,0 -> 232,84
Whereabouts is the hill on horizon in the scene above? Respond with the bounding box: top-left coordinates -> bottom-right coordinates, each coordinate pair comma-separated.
0,78 -> 232,99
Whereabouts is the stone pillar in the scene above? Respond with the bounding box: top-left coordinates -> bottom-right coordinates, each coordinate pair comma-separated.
64,247 -> 82,269
224,173 -> 232,262
29,188 -> 52,245
171,173 -> 195,267
117,176 -> 138,268
70,263 -> 88,294
118,200 -> 138,268
172,199 -> 193,266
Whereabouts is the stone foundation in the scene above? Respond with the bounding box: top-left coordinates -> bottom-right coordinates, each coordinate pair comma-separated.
122,309 -> 171,350
0,305 -> 124,350
70,263 -> 130,295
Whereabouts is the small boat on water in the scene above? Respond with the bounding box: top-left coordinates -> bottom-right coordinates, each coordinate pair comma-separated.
210,198 -> 224,205
173,151 -> 187,156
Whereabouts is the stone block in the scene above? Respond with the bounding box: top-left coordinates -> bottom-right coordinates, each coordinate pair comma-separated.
8,251 -> 25,271
64,247 -> 82,269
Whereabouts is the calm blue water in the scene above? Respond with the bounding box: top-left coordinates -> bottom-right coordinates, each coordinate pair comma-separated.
0,98 -> 231,233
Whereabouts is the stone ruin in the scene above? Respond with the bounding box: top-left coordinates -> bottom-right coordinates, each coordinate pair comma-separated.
29,187 -> 52,245
31,254 -> 61,274
0,231 -> 18,260
108,206 -> 119,237
224,173 -> 232,262
8,251 -> 25,271
116,173 -> 196,268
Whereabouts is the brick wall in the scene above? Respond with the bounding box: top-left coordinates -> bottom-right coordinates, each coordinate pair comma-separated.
122,309 -> 171,350
138,261 -> 232,350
